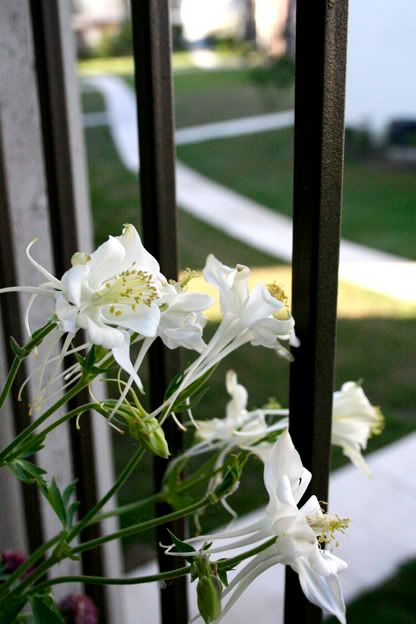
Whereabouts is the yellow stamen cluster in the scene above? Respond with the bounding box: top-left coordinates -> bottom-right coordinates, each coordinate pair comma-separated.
94,268 -> 158,315
370,406 -> 385,437
179,267 -> 198,289
307,512 -> 350,546
267,282 -> 291,321
262,397 -> 282,409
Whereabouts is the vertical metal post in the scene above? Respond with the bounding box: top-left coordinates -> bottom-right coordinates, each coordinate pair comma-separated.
130,2 -> 188,622
284,1 -> 349,623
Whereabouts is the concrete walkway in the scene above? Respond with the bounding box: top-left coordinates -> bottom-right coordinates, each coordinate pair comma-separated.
120,433 -> 416,623
83,75 -> 416,304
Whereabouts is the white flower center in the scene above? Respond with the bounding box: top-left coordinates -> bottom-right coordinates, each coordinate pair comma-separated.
94,268 -> 159,315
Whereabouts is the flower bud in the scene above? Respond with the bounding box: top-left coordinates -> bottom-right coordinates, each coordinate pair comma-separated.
0,551 -> 26,574
197,575 -> 222,624
128,416 -> 170,459
0,550 -> 32,581
59,593 -> 98,624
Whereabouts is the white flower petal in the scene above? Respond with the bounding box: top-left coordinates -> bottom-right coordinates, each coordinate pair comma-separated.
82,314 -> 124,349
61,264 -> 90,306
55,293 -> 78,333
88,236 -> 126,290
106,302 -> 160,337
241,283 -> 282,325
112,330 -> 144,392
296,555 -> 347,624
117,223 -> 160,275
264,431 -> 311,509
167,291 -> 213,313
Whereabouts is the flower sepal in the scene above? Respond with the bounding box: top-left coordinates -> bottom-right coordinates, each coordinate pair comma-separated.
128,416 -> 170,459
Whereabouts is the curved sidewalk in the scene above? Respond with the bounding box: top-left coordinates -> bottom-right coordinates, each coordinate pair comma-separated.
83,74 -> 416,305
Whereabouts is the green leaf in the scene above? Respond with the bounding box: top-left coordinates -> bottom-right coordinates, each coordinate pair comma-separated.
30,595 -> 64,624
46,479 -> 67,527
44,479 -> 79,530
62,481 -> 77,506
0,595 -> 26,624
9,337 -> 26,358
211,454 -> 246,502
18,436 -> 46,459
167,529 -> 196,563
8,459 -> 47,487
171,366 -> 217,411
217,568 -> 229,587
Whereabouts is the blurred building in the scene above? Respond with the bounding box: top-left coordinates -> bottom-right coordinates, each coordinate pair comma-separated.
72,0 -> 129,49
180,0 -> 294,56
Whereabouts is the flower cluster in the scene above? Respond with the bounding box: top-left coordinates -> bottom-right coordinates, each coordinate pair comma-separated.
0,224 -> 384,624
189,371 -> 383,477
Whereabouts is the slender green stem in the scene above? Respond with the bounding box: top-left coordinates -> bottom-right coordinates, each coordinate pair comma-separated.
216,537 -> 277,570
13,446 -> 147,594
0,534 -> 61,596
89,491 -> 163,525
27,537 -> 278,596
0,322 -> 56,410
0,380 -> 86,464
14,555 -> 59,594
88,463 -> 223,525
73,496 -> 209,555
67,447 -> 146,542
27,564 -> 193,594
0,357 -> 20,410
6,403 -> 99,462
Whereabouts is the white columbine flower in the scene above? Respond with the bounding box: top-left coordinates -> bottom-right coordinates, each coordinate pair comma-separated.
152,255 -> 299,426
176,432 -> 348,624
332,381 -> 384,476
0,224 -> 212,402
194,370 -> 285,453
203,254 -> 299,360
191,373 -> 383,477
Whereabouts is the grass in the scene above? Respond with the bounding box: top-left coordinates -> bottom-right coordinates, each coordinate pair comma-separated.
80,62 -> 416,257
80,61 -> 294,128
327,560 -> 416,624
82,116 -> 416,568
177,129 -> 416,259
78,52 -> 198,76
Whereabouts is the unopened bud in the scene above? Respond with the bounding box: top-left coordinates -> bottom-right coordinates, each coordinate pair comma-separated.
129,417 -> 170,459
59,593 -> 98,624
197,575 -> 222,624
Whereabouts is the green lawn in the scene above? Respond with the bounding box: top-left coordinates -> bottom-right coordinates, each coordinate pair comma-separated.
81,71 -> 416,259
177,130 -> 416,259
81,63 -> 293,128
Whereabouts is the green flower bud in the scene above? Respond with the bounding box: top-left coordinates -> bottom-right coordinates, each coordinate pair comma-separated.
128,417 -> 170,459
197,575 -> 222,624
